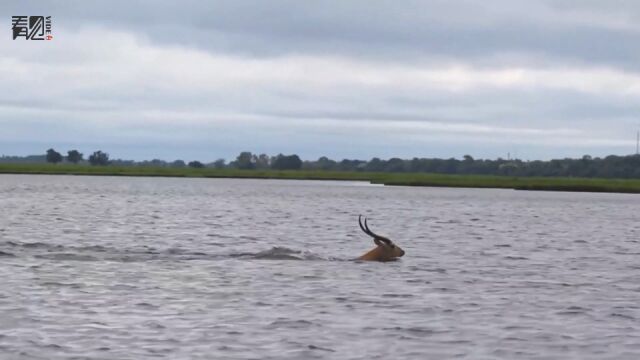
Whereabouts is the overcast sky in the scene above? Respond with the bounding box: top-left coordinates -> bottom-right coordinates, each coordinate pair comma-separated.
2,1 -> 640,161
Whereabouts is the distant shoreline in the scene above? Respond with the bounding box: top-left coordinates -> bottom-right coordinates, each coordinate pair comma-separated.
1,163 -> 640,194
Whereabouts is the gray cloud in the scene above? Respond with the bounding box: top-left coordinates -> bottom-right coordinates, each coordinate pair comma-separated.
5,1 -> 640,65
1,1 -> 640,160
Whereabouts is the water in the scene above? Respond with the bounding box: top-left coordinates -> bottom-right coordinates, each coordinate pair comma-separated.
1,174 -> 640,359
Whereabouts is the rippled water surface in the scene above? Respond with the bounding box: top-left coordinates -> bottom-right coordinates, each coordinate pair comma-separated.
2,174 -> 640,359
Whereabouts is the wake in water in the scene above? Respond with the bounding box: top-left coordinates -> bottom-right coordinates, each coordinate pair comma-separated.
0,241 -> 328,262
230,246 -> 325,260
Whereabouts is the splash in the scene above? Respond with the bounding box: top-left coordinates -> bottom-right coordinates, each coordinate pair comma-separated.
231,247 -> 325,260
0,242 -> 326,262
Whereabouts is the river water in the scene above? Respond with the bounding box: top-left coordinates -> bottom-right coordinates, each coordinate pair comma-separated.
1,174 -> 640,359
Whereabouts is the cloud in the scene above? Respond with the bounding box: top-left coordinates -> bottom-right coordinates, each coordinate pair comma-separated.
1,1 -> 640,160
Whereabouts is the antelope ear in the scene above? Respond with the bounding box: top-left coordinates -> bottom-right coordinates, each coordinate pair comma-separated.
376,237 -> 392,246
373,238 -> 383,246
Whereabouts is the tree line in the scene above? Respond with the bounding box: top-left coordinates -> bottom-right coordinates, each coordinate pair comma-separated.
39,149 -> 305,171
3,148 -> 640,179
45,149 -> 110,166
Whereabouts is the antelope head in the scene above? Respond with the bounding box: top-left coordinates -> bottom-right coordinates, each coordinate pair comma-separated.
357,215 -> 405,261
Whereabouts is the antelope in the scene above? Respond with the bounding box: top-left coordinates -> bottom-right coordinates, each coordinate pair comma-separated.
357,215 -> 405,261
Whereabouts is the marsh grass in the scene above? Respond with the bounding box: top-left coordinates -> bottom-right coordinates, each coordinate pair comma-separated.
2,163 -> 640,194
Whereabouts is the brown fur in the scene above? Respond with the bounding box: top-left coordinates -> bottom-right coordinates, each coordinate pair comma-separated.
356,215 -> 405,261
358,244 -> 405,261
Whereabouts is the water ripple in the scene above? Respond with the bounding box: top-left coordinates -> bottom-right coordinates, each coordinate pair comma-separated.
1,175 -> 640,359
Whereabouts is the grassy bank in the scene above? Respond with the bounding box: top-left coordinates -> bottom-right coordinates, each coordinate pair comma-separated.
1,163 -> 640,194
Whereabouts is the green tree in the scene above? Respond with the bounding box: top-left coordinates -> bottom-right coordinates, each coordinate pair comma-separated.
213,159 -> 226,169
148,159 -> 166,167
385,158 -> 406,172
66,150 -> 83,164
46,148 -> 63,164
88,151 -> 110,166
315,156 -> 336,170
188,161 -> 204,168
234,151 -> 255,169
254,153 -> 270,169
271,154 -> 302,170
171,160 -> 186,168
365,157 -> 386,172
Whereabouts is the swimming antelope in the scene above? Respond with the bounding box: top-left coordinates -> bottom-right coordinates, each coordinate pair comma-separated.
357,215 -> 405,261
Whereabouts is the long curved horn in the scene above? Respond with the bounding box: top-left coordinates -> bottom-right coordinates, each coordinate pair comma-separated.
358,215 -> 371,236
364,218 -> 382,238
359,215 -> 392,245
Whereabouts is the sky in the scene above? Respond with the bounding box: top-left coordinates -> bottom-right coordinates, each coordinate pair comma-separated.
1,1 -> 640,162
